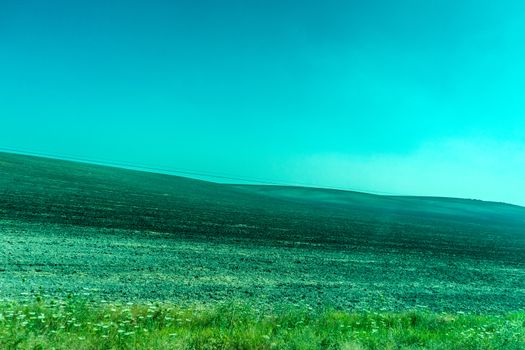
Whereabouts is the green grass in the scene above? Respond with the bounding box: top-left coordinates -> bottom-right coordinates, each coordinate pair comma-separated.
1,297 -> 524,349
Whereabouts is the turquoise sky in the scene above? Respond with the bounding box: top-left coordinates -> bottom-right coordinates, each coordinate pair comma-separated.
2,0 -> 525,205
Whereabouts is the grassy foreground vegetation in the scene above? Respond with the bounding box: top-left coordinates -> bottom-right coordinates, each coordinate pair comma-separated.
1,297 -> 524,350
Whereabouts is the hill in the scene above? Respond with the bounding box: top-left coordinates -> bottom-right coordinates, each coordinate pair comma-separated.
1,151 -> 524,312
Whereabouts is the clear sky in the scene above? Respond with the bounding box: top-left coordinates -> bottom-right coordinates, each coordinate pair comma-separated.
2,0 -> 525,205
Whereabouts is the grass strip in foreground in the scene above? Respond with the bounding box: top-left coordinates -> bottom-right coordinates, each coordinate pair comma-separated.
0,298 -> 524,349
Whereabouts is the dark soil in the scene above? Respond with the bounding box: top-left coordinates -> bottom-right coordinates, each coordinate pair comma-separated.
1,152 -> 524,312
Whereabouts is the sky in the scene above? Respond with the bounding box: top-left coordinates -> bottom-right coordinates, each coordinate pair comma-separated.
1,0 -> 525,205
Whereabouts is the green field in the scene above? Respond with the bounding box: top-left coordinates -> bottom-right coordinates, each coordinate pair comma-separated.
2,297 -> 525,350
1,152 -> 525,348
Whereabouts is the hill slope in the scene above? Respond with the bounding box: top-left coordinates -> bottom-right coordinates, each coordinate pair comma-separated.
1,151 -> 524,257
1,151 -> 525,311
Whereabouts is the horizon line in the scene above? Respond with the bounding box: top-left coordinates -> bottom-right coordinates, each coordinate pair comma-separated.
0,146 -> 521,208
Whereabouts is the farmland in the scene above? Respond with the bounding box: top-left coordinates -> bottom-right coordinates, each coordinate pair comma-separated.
1,151 -> 524,313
